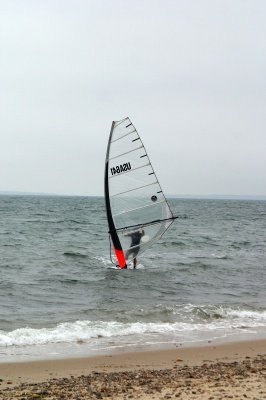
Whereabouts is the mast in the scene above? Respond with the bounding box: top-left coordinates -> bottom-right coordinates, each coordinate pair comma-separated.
104,122 -> 127,268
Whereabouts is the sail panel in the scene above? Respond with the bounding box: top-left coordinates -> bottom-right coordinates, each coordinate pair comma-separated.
105,117 -> 174,265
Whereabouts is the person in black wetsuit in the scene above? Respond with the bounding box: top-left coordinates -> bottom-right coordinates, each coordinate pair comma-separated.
125,229 -> 144,268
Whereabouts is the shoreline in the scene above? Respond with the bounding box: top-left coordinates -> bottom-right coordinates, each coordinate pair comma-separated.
2,327 -> 266,365
1,338 -> 265,398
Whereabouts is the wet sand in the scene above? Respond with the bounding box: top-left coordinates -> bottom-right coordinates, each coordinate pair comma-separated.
0,339 -> 265,399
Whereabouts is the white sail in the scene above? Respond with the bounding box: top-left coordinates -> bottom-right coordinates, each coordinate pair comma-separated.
105,117 -> 175,266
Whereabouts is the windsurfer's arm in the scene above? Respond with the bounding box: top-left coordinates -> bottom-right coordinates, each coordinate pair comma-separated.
124,231 -> 133,237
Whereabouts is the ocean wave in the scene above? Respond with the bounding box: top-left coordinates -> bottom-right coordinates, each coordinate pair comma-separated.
1,307 -> 266,347
171,304 -> 266,326
63,252 -> 88,258
168,241 -> 187,247
230,240 -> 251,249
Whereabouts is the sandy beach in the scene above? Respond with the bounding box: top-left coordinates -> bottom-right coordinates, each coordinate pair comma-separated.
0,339 -> 265,399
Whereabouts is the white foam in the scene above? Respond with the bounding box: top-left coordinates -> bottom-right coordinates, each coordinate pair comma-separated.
225,309 -> 266,322
1,308 -> 266,348
0,321 -> 179,347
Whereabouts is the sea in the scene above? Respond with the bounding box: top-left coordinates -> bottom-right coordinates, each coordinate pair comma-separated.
0,195 -> 265,362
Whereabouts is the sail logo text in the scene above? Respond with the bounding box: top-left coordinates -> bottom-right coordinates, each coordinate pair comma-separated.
110,162 -> 131,175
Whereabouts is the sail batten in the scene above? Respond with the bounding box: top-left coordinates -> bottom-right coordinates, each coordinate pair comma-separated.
113,199 -> 165,217
104,117 -> 175,269
111,129 -> 136,143
109,145 -> 143,161
113,217 -> 175,232
111,181 -> 158,198
113,118 -> 128,128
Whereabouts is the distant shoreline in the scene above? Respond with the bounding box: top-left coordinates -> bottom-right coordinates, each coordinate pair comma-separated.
167,194 -> 266,201
1,191 -> 266,201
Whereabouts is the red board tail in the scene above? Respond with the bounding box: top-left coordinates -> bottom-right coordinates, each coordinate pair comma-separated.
114,248 -> 127,269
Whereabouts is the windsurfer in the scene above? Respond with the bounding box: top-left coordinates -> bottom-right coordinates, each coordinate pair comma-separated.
125,229 -> 145,268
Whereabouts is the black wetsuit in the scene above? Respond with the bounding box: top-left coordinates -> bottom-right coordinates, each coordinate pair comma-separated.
130,231 -> 143,247
125,230 -> 144,261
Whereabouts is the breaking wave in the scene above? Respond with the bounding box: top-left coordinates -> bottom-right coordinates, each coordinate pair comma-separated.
1,306 -> 266,348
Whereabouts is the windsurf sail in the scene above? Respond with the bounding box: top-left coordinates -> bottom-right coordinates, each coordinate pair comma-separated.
104,117 -> 176,269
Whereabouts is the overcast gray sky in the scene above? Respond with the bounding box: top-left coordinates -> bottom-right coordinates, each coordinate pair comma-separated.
1,0 -> 265,196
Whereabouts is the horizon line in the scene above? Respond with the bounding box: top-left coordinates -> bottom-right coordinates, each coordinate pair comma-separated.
0,191 -> 266,201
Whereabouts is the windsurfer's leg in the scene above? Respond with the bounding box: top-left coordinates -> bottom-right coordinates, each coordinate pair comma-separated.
133,246 -> 140,268
126,249 -> 134,262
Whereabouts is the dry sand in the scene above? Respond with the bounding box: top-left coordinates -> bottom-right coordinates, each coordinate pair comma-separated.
0,339 -> 265,399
